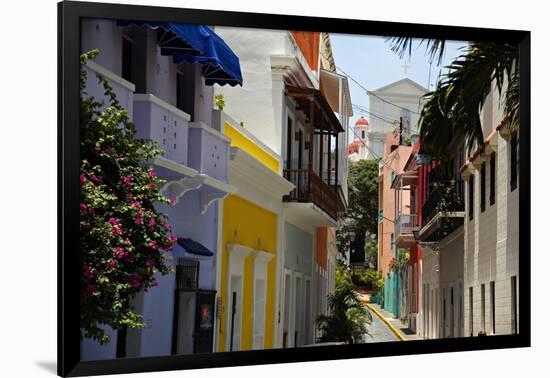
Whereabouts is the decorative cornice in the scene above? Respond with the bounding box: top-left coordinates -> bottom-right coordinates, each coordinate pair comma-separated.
227,243 -> 254,258
252,250 -> 275,265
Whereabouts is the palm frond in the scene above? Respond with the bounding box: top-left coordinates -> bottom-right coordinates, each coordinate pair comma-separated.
419,42 -> 519,159
385,37 -> 447,65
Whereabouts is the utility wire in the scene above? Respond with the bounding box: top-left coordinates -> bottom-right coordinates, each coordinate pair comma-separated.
320,52 -> 422,115
352,104 -> 400,127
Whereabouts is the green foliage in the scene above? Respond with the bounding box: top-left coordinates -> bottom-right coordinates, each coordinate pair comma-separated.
316,264 -> 372,344
80,50 -> 176,344
352,268 -> 384,291
386,37 -> 447,65
419,42 -> 519,159
432,179 -> 463,236
385,38 -> 519,160
337,159 -> 379,261
389,249 -> 410,274
364,239 -> 378,268
214,94 -> 225,110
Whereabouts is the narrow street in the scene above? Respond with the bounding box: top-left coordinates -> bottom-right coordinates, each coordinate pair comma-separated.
362,306 -> 399,343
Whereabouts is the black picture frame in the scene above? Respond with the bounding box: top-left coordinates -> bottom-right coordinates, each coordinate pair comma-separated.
58,1 -> 531,376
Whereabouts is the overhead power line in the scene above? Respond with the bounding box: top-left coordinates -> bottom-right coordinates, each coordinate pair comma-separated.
320,52 -> 422,115
352,103 -> 400,127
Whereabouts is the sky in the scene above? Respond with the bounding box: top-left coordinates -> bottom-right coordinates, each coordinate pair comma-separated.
329,34 -> 468,143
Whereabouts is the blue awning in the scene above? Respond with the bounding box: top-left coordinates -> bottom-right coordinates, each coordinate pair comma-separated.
177,238 -> 214,257
117,20 -> 243,86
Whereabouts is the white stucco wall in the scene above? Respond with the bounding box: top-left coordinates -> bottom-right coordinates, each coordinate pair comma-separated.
464,82 -> 519,336
438,228 -> 465,338
213,27 -> 294,154
464,130 -> 519,336
81,19 -> 213,126
367,79 -> 427,160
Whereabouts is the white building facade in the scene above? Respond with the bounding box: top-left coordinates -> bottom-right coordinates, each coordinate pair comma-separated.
462,81 -> 520,337
367,78 -> 427,160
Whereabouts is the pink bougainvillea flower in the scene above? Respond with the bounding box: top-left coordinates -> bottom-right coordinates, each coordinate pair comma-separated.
129,275 -> 141,289
94,146 -> 101,153
147,182 -> 156,190
107,260 -> 118,270
135,216 -> 144,225
146,259 -> 155,269
163,233 -> 177,251
112,225 -> 123,236
169,196 -> 176,206
129,200 -> 141,208
121,175 -> 132,189
148,240 -> 159,250
80,203 -> 88,214
147,218 -> 156,228
91,174 -> 103,183
114,247 -> 128,260
147,171 -> 157,178
80,173 -> 87,185
107,217 -> 118,225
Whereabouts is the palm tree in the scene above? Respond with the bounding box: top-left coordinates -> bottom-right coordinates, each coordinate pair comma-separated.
316,263 -> 372,344
386,38 -> 519,158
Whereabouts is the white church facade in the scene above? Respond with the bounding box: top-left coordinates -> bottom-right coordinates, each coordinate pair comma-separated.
351,78 -> 428,161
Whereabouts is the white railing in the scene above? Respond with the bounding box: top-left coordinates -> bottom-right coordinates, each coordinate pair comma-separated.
395,214 -> 419,237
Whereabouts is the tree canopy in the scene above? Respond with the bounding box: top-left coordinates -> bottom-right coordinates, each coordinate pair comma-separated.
337,159 -> 379,260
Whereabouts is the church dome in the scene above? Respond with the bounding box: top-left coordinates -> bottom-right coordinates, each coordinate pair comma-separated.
355,116 -> 369,127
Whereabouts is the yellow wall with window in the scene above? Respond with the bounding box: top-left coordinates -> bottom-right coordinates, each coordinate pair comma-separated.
218,195 -> 278,351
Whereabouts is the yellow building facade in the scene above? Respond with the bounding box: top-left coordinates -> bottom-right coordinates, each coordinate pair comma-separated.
217,118 -> 293,352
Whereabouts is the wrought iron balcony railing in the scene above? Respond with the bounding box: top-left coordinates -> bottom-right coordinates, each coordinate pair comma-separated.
283,168 -> 338,220
421,180 -> 465,228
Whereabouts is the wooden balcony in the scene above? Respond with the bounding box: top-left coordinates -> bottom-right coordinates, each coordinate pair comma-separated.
283,168 -> 338,221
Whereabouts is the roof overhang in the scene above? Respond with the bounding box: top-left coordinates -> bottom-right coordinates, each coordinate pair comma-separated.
319,69 -> 353,117
391,170 -> 418,189
283,202 -> 339,228
271,55 -> 319,89
285,85 -> 344,133
229,147 -> 295,198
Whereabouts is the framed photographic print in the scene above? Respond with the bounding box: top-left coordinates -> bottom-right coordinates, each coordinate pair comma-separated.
58,1 -> 530,376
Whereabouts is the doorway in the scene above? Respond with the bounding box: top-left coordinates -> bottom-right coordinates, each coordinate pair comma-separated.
228,275 -> 243,351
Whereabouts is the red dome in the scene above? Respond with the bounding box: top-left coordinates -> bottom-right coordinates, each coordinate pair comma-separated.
355,116 -> 369,126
